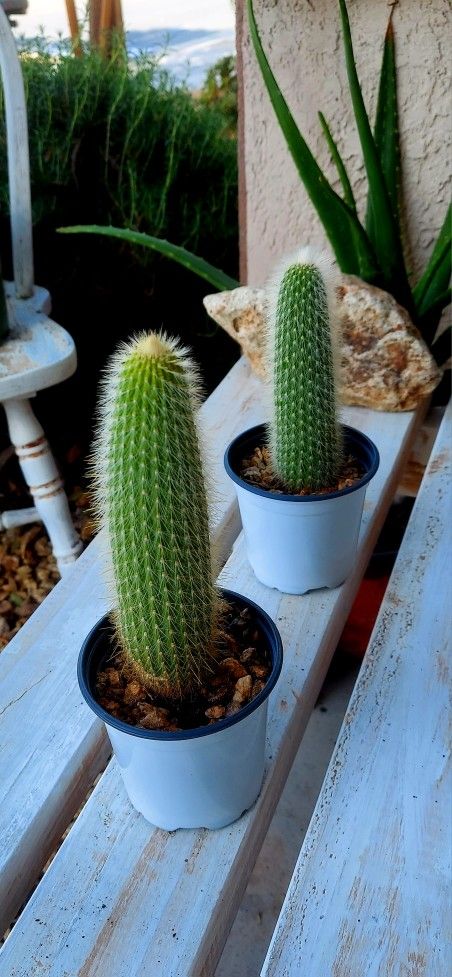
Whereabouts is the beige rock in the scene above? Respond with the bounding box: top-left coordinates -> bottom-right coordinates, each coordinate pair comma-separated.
203,277 -> 442,412
337,277 -> 442,410
138,704 -> 173,730
232,674 -> 253,706
205,705 -> 226,721
204,287 -> 268,381
218,657 -> 248,680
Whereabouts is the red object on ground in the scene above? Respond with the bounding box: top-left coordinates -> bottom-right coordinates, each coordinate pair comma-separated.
338,574 -> 390,659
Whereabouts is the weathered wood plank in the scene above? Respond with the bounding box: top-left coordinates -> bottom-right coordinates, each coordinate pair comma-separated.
0,406 -> 421,975
261,402 -> 451,977
398,405 -> 444,496
0,357 -> 264,936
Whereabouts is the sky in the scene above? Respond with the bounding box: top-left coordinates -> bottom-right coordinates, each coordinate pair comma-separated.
13,1 -> 236,86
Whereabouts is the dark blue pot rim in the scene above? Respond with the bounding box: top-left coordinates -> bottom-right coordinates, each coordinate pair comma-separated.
77,589 -> 283,742
224,424 -> 380,502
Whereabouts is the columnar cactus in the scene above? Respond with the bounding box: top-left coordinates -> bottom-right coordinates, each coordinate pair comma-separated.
268,248 -> 343,492
93,332 -> 217,697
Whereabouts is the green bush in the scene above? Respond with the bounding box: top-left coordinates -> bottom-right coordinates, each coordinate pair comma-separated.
0,40 -> 237,259
199,55 -> 237,138
0,40 -> 239,453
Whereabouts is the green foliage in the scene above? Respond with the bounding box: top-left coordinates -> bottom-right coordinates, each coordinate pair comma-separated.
0,38 -> 237,258
247,0 -> 378,283
247,0 -> 451,362
337,0 -> 412,313
269,252 -> 342,492
199,55 -> 237,138
413,204 -> 452,340
365,12 -> 401,238
0,37 -> 239,450
95,332 -> 217,695
59,224 -> 239,291
318,112 -> 357,214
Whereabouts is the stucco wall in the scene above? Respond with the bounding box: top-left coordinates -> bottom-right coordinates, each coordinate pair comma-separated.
237,0 -> 451,286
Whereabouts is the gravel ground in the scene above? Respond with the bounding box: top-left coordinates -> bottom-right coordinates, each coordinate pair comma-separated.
0,464 -> 94,649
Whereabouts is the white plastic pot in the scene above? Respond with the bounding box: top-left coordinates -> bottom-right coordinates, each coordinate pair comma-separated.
78,591 -> 283,831
225,425 -> 380,595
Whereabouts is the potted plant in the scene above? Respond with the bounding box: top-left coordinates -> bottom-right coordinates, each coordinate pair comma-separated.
224,249 -> 380,594
78,331 -> 283,830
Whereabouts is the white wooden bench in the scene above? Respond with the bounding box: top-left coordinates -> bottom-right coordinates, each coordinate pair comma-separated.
0,356 -> 426,975
261,401 -> 451,977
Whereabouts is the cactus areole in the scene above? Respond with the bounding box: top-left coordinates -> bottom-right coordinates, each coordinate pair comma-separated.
93,332 -> 217,698
268,249 -> 343,493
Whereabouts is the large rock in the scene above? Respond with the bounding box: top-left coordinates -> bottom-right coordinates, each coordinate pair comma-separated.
204,286 -> 268,381
203,277 -> 441,411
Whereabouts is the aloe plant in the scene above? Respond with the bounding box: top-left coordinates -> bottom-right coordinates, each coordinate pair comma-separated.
365,9 -> 401,238
59,225 -> 239,292
247,0 -> 450,359
269,249 -> 342,491
94,331 -> 218,696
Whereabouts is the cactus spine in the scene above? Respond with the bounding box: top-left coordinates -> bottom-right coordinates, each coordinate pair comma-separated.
268,249 -> 343,492
93,332 -> 217,697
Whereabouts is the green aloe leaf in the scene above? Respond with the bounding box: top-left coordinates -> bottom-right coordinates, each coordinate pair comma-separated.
366,11 -> 401,240
318,113 -> 373,280
318,112 -> 356,212
413,204 -> 451,318
431,321 -> 451,368
422,289 -> 451,325
247,0 -> 380,281
338,0 -> 412,310
417,297 -> 451,352
58,225 -> 240,292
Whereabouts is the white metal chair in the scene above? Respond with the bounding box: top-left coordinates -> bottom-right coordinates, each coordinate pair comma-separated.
0,5 -> 82,573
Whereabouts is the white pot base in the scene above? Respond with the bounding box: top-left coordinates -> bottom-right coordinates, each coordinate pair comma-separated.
106,699 -> 269,830
252,568 -> 348,596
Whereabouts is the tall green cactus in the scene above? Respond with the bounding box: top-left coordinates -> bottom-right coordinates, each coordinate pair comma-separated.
93,332 -> 217,697
268,249 -> 343,492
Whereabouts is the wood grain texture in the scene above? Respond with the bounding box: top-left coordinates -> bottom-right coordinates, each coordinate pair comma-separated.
261,402 -> 451,977
0,357 -> 264,937
0,404 -> 421,975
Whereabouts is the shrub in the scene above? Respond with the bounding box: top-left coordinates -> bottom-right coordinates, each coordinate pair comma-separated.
0,39 -> 237,259
199,55 -> 237,138
0,39 -> 239,452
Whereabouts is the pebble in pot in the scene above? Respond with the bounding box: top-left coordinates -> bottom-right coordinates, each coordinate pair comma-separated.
225,248 -> 380,594
78,331 -> 282,830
